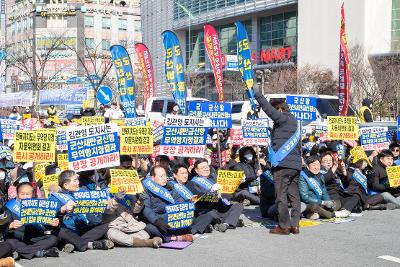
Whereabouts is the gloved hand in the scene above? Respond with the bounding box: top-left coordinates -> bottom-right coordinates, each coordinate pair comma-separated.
210,183 -> 221,192
154,218 -> 170,233
322,200 -> 335,209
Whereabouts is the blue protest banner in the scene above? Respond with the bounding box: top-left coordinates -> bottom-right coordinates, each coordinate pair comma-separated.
72,190 -> 109,214
96,85 -> 113,105
66,124 -> 120,172
20,199 -> 58,225
0,119 -> 20,140
110,45 -> 136,118
162,31 -> 187,114
398,116 -> 400,141
188,101 -> 232,129
359,127 -> 390,151
56,128 -> 67,151
165,202 -> 195,230
286,96 -> 317,121
241,119 -> 270,146
39,88 -> 88,105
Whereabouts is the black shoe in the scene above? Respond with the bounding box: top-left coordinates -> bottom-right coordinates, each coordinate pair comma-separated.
205,224 -> 213,233
236,218 -> 245,228
43,247 -> 60,258
92,240 -> 114,250
214,223 -> 227,232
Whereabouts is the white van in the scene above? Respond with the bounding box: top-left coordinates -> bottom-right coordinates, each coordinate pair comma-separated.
229,94 -> 358,125
145,96 -> 211,123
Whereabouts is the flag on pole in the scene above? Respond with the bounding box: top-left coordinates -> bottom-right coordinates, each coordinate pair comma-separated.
135,43 -> 155,111
338,3 -> 350,116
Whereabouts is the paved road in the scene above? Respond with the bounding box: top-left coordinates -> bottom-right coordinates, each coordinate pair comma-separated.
18,207 -> 400,267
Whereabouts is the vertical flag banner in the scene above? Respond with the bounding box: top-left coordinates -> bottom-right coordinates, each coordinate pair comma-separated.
162,30 -> 187,114
235,21 -> 257,115
135,43 -> 155,111
338,4 -> 350,116
204,24 -> 224,102
110,45 -> 136,118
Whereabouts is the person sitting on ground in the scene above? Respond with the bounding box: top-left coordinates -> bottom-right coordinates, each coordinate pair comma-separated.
49,170 -> 114,253
4,182 -> 60,260
390,143 -> 400,166
299,156 -> 347,219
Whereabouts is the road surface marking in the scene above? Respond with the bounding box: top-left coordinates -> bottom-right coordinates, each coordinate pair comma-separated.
378,255 -> 400,264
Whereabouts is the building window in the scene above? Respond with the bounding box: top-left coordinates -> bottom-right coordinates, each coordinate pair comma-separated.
85,16 -> 94,27
102,17 -> 111,29
102,39 -> 111,50
85,38 -> 95,49
392,0 -> 400,50
133,20 -> 141,32
118,19 -> 127,31
259,11 -> 297,63
174,0 -> 249,19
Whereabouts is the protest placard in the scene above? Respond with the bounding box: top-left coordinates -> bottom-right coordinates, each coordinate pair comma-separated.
211,150 -> 227,168
165,202 -> 195,229
397,116 -> 400,141
81,116 -> 105,126
66,124 -> 120,172
359,127 -> 390,151
350,146 -> 370,165
110,169 -> 144,194
34,163 -> 49,182
73,190 -> 109,214
82,100 -> 94,109
14,130 -> 56,162
327,116 -> 359,140
120,126 -> 153,155
386,166 -> 400,187
111,119 -> 126,127
229,126 -> 244,145
286,96 -> 317,121
159,145 -> 205,158
56,128 -> 67,151
20,199 -> 58,225
241,119 -> 270,146
42,174 -> 59,198
125,118 -> 147,126
20,118 -> 43,131
57,153 -> 69,171
188,101 -> 232,128
217,170 -> 244,194
39,88 -> 87,105
153,125 -> 164,143
0,119 -> 20,140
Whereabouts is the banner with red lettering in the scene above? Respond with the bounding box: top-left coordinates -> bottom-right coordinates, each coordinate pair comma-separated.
204,24 -> 224,102
338,4 -> 350,116
135,43 -> 155,110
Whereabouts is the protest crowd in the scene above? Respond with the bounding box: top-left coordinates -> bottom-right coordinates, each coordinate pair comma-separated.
0,88 -> 396,267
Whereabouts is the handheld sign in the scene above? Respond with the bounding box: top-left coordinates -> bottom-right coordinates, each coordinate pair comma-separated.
188,101 -> 232,128
217,170 -> 244,194
165,202 -> 195,230
42,174 -> 59,198
386,166 -> 400,188
286,96 -> 317,121
81,116 -> 105,126
241,119 -> 270,146
14,130 -> 56,162
327,116 -> 358,140
56,128 -> 67,151
34,163 -> 49,182
359,127 -> 390,151
57,153 -> 69,171
397,116 -> 400,141
0,119 -> 20,140
120,126 -> 153,155
110,169 -> 144,194
73,190 -> 109,214
20,199 -> 58,225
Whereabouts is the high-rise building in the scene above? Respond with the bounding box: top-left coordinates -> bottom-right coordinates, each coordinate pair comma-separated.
5,0 -> 141,93
141,0 -> 394,101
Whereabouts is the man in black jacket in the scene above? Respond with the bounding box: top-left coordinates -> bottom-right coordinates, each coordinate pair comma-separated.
255,92 -> 301,235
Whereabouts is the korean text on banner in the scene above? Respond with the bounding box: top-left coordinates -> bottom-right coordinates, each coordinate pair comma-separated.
81,116 -> 105,126
42,174 -> 59,198
162,31 -> 186,114
217,170 -> 244,194
241,119 -> 270,146
73,190 -> 109,214
120,126 -> 153,155
135,43 -> 155,111
165,202 -> 195,230
57,153 -> 69,171
386,166 -> 400,188
0,119 -> 20,140
110,45 -> 136,118
56,128 -> 67,151
13,130 -> 56,162
110,169 -> 144,194
39,88 -> 87,105
159,145 -> 205,158
230,126 -> 244,145
188,101 -> 232,128
66,124 -> 120,172
359,127 -> 390,151
286,96 -> 317,121
327,116 -> 358,140
20,199 -> 58,225
34,163 -> 49,182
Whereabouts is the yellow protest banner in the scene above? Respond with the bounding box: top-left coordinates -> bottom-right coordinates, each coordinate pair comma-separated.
34,163 -> 49,181
386,166 -> 400,187
350,146 -> 371,166
14,130 -> 56,162
42,174 -> 59,198
327,116 -> 359,140
82,100 -> 94,109
110,169 -> 144,194
111,119 -> 125,127
57,153 -> 69,171
217,170 -> 244,194
81,116 -> 105,126
120,126 -> 153,155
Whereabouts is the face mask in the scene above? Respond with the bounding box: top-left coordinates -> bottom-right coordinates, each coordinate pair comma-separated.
0,171 -> 5,180
361,161 -> 368,170
244,154 -> 253,161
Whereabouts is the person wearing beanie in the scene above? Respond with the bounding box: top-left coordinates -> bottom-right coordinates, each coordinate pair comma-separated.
358,99 -> 373,123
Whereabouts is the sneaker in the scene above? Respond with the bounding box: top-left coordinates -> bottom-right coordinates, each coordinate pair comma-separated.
62,243 -> 75,253
92,240 -> 114,250
386,203 -> 398,210
334,209 -> 351,218
242,199 -> 251,206
214,223 -> 228,232
42,247 -> 60,258
204,224 -> 213,233
12,251 -> 19,260
308,213 -> 320,220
